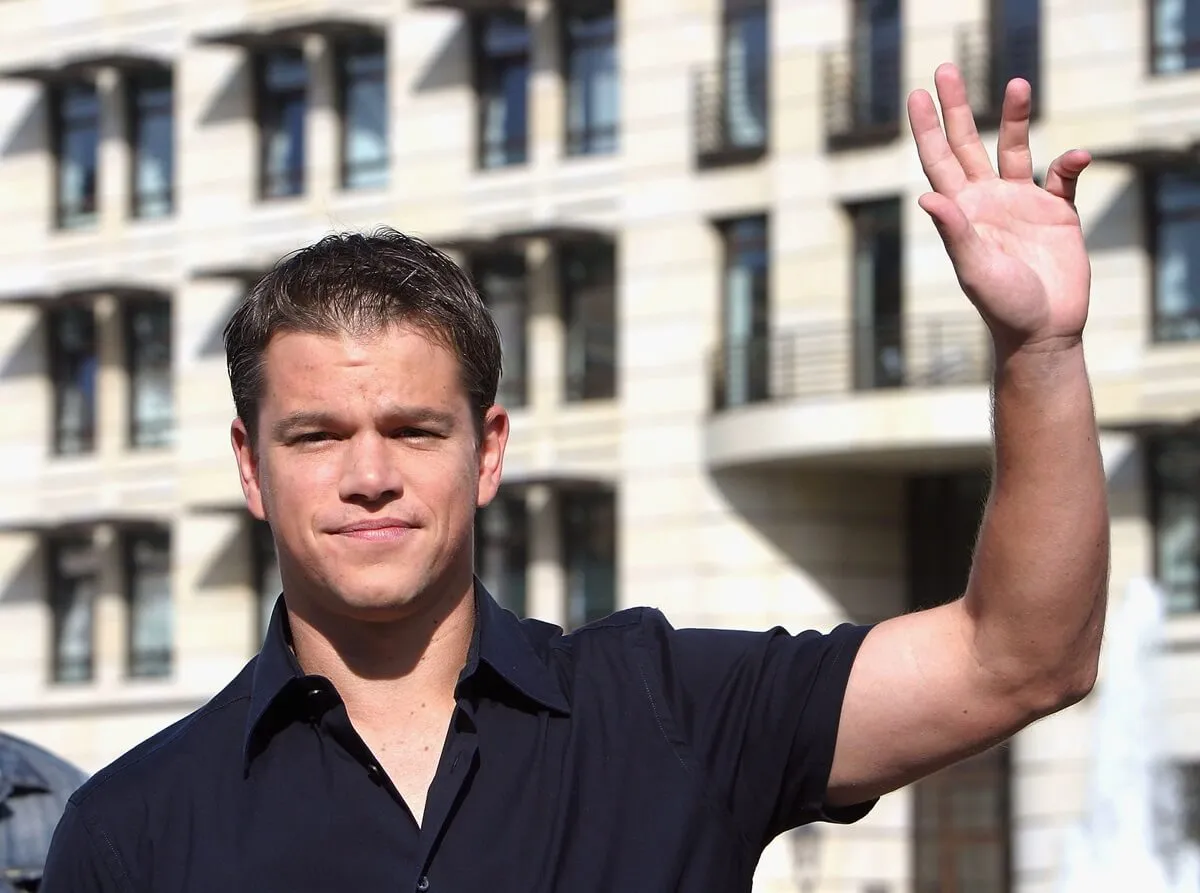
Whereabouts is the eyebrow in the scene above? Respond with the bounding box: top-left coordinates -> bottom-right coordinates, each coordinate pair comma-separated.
270,405 -> 460,441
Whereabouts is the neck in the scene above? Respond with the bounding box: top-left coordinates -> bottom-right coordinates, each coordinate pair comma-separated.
285,582 -> 476,722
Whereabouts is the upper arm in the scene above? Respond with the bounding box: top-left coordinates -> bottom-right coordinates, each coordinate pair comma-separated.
825,598 -> 1037,807
39,802 -> 131,893
640,611 -> 875,846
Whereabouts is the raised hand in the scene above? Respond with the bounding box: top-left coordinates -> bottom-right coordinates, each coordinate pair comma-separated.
909,64 -> 1092,356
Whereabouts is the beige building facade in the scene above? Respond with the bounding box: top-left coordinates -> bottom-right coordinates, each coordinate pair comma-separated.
1,0 -> 1199,890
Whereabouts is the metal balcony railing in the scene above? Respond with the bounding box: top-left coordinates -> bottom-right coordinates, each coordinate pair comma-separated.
693,61 -> 768,168
958,21 -> 1041,129
711,315 -> 992,411
823,41 -> 902,151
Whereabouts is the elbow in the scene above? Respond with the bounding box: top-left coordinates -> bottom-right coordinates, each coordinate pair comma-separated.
1019,654 -> 1100,720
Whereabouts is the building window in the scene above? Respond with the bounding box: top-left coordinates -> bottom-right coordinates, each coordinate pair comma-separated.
47,305 -> 97,456
561,239 -> 617,401
337,36 -> 388,190
128,68 -> 174,219
722,0 -> 768,150
253,520 -> 281,643
562,488 -> 616,630
848,198 -> 903,390
472,252 -> 528,408
257,48 -> 307,198
125,300 -> 173,449
1150,435 -> 1200,614
1151,171 -> 1200,342
124,528 -> 172,679
913,748 -> 1012,893
716,216 -> 769,408
1182,762 -> 1200,847
53,81 -> 100,229
564,1 -> 618,157
1152,0 -> 1200,73
476,492 -> 528,617
476,13 -> 530,169
47,536 -> 98,684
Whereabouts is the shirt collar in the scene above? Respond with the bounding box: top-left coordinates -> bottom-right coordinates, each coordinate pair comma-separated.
243,581 -> 569,767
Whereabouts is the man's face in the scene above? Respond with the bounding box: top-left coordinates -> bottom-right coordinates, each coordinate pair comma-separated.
231,323 -> 507,622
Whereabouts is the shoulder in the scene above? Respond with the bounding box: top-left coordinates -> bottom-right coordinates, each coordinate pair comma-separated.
68,661 -> 255,821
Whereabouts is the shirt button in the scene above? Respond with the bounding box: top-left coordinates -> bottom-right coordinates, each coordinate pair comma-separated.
367,764 -> 383,784
416,876 -> 430,892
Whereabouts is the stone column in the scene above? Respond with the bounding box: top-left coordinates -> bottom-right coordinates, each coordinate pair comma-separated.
91,522 -> 128,687
526,238 -> 564,414
527,0 -> 564,169
526,484 -> 565,627
305,33 -> 338,203
95,66 -> 130,231
92,293 -> 127,459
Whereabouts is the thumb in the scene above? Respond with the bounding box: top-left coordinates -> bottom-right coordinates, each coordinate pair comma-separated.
918,192 -> 982,268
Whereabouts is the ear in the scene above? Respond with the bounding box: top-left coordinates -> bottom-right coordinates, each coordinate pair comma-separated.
476,405 -> 509,509
231,417 -> 267,522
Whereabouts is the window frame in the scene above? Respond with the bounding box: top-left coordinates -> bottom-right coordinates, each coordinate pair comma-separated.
122,526 -> 173,680
47,303 -> 98,457
51,78 -> 101,230
335,34 -> 389,191
124,298 -> 174,450
45,534 -> 99,685
127,65 -> 175,220
255,46 -> 309,200
475,490 -> 530,618
470,249 -> 529,409
561,0 -> 619,158
715,214 -> 771,408
1148,0 -> 1200,75
560,486 -> 617,631
559,237 -> 618,402
473,11 -> 531,170
1147,433 -> 1200,615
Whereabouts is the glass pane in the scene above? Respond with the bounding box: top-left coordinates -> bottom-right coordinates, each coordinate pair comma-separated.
474,254 -> 527,408
50,306 -> 97,455
341,40 -> 388,189
562,490 -> 617,629
562,242 -> 617,401
56,83 -> 99,228
566,7 -> 618,155
127,302 -> 174,448
479,14 -> 529,168
259,49 -> 307,197
851,200 -> 903,389
721,218 -> 769,406
127,531 -> 172,678
50,537 -> 97,684
1154,438 -> 1200,613
131,72 -> 174,218
723,7 -> 767,149
476,493 -> 528,617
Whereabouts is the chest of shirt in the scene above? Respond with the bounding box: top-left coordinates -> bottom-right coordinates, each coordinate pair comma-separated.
131,704 -> 755,893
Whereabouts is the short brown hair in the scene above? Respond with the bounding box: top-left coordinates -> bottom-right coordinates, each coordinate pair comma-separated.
223,228 -> 502,445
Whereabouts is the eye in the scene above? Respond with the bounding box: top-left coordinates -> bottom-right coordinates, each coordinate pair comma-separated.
394,427 -> 435,440
292,431 -> 334,444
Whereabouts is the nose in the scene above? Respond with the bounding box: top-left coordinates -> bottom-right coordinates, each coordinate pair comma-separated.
338,432 -> 403,506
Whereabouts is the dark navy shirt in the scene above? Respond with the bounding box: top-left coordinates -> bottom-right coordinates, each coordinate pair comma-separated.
40,585 -> 875,893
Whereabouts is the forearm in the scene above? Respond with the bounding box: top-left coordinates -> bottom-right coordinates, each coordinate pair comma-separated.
964,339 -> 1110,711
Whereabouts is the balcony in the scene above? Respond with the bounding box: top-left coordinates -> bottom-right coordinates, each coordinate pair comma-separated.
706,315 -> 995,470
957,20 -> 1041,131
822,42 -> 902,151
692,61 -> 768,168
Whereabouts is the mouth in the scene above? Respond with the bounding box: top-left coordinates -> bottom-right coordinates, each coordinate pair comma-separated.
333,518 -> 417,542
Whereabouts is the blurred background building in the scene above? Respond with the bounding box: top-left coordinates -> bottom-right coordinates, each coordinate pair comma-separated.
0,0 -> 1198,890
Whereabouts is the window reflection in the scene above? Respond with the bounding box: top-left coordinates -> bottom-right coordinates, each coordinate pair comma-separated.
54,82 -> 100,229
129,68 -> 174,219
476,13 -> 529,169
338,37 -> 388,190
257,49 -> 308,198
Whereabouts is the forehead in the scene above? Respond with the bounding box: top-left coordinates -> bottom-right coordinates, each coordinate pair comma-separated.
259,325 -> 467,410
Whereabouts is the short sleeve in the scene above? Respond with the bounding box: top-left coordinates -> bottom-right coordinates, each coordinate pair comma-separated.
39,802 -> 130,893
635,611 -> 877,849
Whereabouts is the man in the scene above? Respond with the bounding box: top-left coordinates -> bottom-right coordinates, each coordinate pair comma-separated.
40,64 -> 1108,892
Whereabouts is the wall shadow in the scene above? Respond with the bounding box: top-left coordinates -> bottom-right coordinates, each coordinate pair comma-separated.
708,466 -> 907,626
195,516 -> 251,592
1,90 -> 45,157
0,542 -> 43,607
198,55 -> 250,126
1084,178 -> 1141,255
412,16 -> 470,93
0,317 -> 44,379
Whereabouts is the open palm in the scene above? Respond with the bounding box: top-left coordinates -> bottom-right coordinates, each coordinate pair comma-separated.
910,65 -> 1092,355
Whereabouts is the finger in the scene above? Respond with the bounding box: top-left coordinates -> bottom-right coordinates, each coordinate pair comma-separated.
1043,149 -> 1092,206
996,78 -> 1034,182
933,62 -> 995,181
908,88 -> 967,196
919,192 -> 985,279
